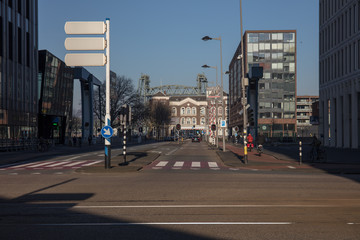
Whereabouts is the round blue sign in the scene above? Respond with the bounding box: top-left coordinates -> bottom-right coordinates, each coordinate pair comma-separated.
101,126 -> 114,138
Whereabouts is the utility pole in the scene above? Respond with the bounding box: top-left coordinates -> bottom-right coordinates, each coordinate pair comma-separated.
240,0 -> 248,163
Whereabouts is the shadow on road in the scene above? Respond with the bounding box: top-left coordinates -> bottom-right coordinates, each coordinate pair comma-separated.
0,179 -> 217,240
264,144 -> 360,183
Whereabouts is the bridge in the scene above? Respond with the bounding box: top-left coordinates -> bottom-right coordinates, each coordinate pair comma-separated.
137,74 -> 208,102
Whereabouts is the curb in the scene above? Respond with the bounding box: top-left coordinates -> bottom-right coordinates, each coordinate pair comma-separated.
76,152 -> 160,174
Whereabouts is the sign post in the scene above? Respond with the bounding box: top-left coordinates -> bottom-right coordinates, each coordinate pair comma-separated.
104,18 -> 111,169
64,19 -> 111,169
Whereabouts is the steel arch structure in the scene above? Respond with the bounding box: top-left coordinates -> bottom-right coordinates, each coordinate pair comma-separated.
138,74 -> 208,102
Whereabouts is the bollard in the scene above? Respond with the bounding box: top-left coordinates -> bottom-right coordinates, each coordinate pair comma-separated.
123,124 -> 127,164
299,141 -> 302,165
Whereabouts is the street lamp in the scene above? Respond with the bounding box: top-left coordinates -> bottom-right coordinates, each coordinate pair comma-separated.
202,64 -> 219,147
240,0 -> 248,163
202,35 -> 226,152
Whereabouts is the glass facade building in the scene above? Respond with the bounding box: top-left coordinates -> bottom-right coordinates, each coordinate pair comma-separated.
38,50 -> 74,144
229,30 -> 297,138
0,0 -> 38,146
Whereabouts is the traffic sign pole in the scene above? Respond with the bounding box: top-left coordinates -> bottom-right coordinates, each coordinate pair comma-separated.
64,19 -> 111,169
105,18 -> 111,169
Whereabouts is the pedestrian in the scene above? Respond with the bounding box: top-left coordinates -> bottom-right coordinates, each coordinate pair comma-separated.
247,133 -> 254,151
88,135 -> 92,146
311,134 -> 321,160
73,136 -> 77,147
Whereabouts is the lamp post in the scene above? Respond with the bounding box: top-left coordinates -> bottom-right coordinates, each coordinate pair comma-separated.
202,64 -> 219,147
202,36 -> 226,152
239,0 -> 248,163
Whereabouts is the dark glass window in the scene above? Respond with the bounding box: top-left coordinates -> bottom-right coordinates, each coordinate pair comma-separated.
26,0 -> 29,19
17,0 -> 21,13
18,27 -> 21,64
8,22 -> 13,60
26,32 -> 29,66
0,17 -> 2,56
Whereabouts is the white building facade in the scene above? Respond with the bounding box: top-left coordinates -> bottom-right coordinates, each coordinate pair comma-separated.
319,0 -> 360,148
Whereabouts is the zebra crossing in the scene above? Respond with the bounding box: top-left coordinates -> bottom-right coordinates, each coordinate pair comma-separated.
0,160 -> 102,171
145,160 -> 223,171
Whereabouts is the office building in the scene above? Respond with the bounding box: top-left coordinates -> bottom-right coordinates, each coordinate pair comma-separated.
319,0 -> 360,148
0,0 -> 38,147
296,96 -> 319,137
228,30 -> 297,138
38,50 -> 74,144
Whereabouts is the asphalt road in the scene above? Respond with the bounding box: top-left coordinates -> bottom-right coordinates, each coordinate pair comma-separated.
1,141 -> 360,240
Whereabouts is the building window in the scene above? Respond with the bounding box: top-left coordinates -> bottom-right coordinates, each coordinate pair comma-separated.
181,107 -> 185,115
192,107 -> 196,115
200,107 -> 205,115
186,118 -> 191,125
192,117 -> 196,125
171,107 -> 177,116
181,118 -> 185,125
201,117 -> 205,125
186,107 -> 191,115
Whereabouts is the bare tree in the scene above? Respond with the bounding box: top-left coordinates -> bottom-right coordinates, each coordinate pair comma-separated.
150,102 -> 171,140
71,109 -> 82,137
93,71 -> 138,128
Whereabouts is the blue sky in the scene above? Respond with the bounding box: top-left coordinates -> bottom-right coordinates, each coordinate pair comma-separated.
39,0 -> 319,103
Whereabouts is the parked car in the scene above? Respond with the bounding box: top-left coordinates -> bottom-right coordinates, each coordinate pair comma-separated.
192,136 -> 200,142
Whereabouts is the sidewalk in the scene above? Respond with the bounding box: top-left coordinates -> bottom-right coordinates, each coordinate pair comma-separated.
2,140 -> 360,175
217,142 -> 360,174
0,143 -> 104,166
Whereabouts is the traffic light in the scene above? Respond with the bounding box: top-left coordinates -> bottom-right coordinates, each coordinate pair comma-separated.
120,104 -> 131,125
211,124 -> 216,131
247,108 -> 254,126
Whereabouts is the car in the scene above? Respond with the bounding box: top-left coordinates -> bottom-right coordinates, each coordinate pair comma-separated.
192,136 -> 200,142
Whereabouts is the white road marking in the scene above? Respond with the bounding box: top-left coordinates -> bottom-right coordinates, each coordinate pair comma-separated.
287,166 -> 296,169
71,204 -> 347,209
208,162 -> 220,170
82,160 -> 102,166
5,162 -> 37,169
24,161 -> 56,168
35,222 -> 292,226
173,161 -> 184,169
64,161 -> 87,167
191,162 -> 201,168
156,161 -> 168,167
165,148 -> 178,155
46,162 -> 70,167
66,156 -> 81,161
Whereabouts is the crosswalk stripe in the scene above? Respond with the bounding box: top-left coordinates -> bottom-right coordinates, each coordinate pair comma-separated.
82,160 -> 102,166
64,161 -> 87,167
156,161 -> 168,167
46,162 -> 71,167
173,161 -> 184,167
191,162 -> 201,168
24,161 -> 56,168
208,162 -> 218,168
8,161 -> 49,169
